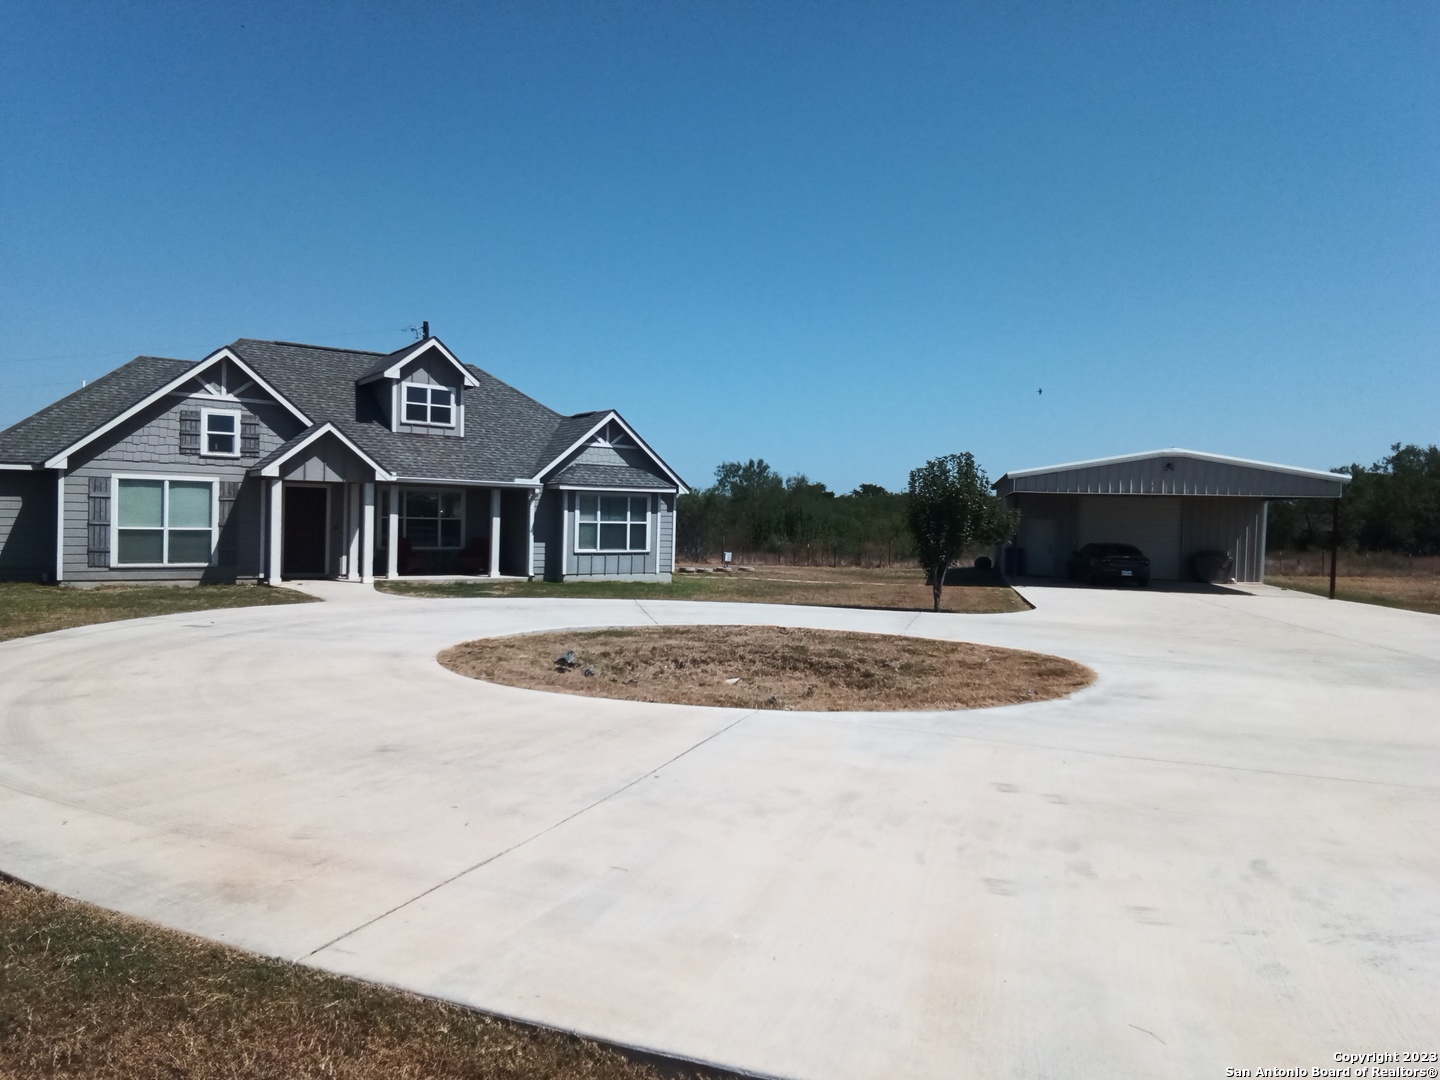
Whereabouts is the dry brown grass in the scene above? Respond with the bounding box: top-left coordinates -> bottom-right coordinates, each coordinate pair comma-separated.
0,877 -> 669,1080
440,625 -> 1094,712
380,564 -> 1029,615
1269,575 -> 1440,616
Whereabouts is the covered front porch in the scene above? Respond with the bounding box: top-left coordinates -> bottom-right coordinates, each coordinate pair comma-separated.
252,426 -> 539,584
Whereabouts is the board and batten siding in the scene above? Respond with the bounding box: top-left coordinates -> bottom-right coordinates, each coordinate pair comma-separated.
59,389 -> 301,582
0,471 -> 55,581
387,354 -> 466,438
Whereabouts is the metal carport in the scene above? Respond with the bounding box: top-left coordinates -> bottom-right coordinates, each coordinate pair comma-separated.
993,448 -> 1348,583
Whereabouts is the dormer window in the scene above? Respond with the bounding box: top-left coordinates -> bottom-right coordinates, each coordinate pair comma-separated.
403,383 -> 454,427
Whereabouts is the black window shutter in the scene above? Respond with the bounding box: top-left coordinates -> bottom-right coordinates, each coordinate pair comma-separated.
240,415 -> 259,457
179,409 -> 200,454
86,475 -> 110,568
217,481 -> 240,565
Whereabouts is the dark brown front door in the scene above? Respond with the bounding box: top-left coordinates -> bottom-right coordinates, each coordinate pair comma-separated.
283,486 -> 327,577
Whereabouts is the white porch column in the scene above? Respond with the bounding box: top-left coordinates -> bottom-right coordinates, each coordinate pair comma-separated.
266,477 -> 283,584
489,487 -> 502,577
54,471 -> 65,583
360,482 -> 376,584
345,482 -> 361,581
526,489 -> 540,579
386,485 -> 400,578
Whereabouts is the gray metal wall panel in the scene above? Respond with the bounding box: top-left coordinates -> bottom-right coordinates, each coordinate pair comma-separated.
0,472 -> 54,580
999,454 -> 1344,499
1180,497 -> 1268,582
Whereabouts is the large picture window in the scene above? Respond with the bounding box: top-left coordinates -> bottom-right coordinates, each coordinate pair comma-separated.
576,494 -> 649,552
402,383 -> 455,426
402,490 -> 463,548
115,478 -> 215,565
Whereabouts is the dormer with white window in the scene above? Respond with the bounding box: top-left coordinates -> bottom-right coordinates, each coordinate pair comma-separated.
356,338 -> 480,438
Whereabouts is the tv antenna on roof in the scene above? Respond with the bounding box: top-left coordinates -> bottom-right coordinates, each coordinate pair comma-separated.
409,320 -> 430,341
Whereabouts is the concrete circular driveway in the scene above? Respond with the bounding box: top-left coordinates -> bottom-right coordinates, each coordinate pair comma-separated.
1,583 -> 1436,1079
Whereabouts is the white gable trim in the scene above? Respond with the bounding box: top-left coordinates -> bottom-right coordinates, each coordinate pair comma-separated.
356,338 -> 481,388
997,447 -> 1350,485
530,412 -> 688,493
253,424 -> 395,480
42,348 -> 312,469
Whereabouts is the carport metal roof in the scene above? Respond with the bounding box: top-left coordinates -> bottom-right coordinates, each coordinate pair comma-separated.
993,448 -> 1349,499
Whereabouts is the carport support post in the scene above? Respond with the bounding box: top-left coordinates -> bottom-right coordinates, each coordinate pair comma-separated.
266,478 -> 283,584
489,488 -> 502,577
1329,498 -> 1339,600
360,482 -> 375,584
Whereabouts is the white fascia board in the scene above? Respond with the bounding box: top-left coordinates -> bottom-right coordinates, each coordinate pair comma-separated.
530,411 -> 690,494
254,424 -> 395,481
356,339 -> 480,388
996,447 -> 1351,485
394,476 -> 541,489
0,462 -> 41,470
42,348 -> 312,469
553,484 -> 677,493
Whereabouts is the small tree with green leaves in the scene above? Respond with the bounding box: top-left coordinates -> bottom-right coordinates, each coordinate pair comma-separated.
906,453 -> 1017,611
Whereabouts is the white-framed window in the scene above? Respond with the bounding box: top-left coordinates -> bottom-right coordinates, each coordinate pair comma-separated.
402,383 -> 455,427
113,476 -> 217,566
402,489 -> 464,549
576,494 -> 649,553
200,408 -> 242,457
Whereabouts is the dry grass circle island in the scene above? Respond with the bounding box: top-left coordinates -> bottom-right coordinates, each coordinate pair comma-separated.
439,625 -> 1095,712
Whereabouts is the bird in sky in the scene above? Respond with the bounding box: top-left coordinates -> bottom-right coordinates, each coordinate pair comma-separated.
1038,388 -> 1043,396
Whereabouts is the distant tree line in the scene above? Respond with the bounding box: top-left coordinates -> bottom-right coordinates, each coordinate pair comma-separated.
1268,443 -> 1440,556
677,460 -> 914,565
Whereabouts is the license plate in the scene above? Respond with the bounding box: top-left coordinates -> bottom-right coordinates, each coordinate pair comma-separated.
1121,570 -> 1133,577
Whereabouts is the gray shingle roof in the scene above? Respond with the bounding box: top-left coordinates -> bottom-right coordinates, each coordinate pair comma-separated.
227,339 -> 668,485
551,463 -> 676,489
0,355 -> 196,465
1,338 -> 686,491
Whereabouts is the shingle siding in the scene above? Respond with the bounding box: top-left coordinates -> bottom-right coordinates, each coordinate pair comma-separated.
0,472 -> 54,581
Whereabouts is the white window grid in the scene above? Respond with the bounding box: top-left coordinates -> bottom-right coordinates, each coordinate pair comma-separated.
575,493 -> 650,553
401,383 -> 456,427
110,474 -> 219,567
200,408 -> 242,457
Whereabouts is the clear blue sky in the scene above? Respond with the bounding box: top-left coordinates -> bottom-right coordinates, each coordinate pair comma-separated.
2,2 -> 1435,491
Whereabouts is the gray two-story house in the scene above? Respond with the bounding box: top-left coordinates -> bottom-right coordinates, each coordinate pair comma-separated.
0,336 -> 686,585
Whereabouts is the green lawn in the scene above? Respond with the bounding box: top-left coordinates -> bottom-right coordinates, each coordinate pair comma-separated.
0,876 -> 666,1080
0,582 -> 317,643
376,563 -> 1028,614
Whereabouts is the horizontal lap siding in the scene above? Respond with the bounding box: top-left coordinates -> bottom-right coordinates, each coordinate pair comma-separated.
561,490 -> 672,580
0,472 -> 54,581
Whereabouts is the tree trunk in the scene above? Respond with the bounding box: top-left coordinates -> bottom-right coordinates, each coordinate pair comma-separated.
933,558 -> 946,612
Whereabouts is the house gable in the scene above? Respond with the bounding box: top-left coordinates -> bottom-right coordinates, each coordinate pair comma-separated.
532,412 -> 687,493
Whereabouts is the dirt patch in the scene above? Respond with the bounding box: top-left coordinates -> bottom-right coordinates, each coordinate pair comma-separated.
439,625 -> 1094,711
